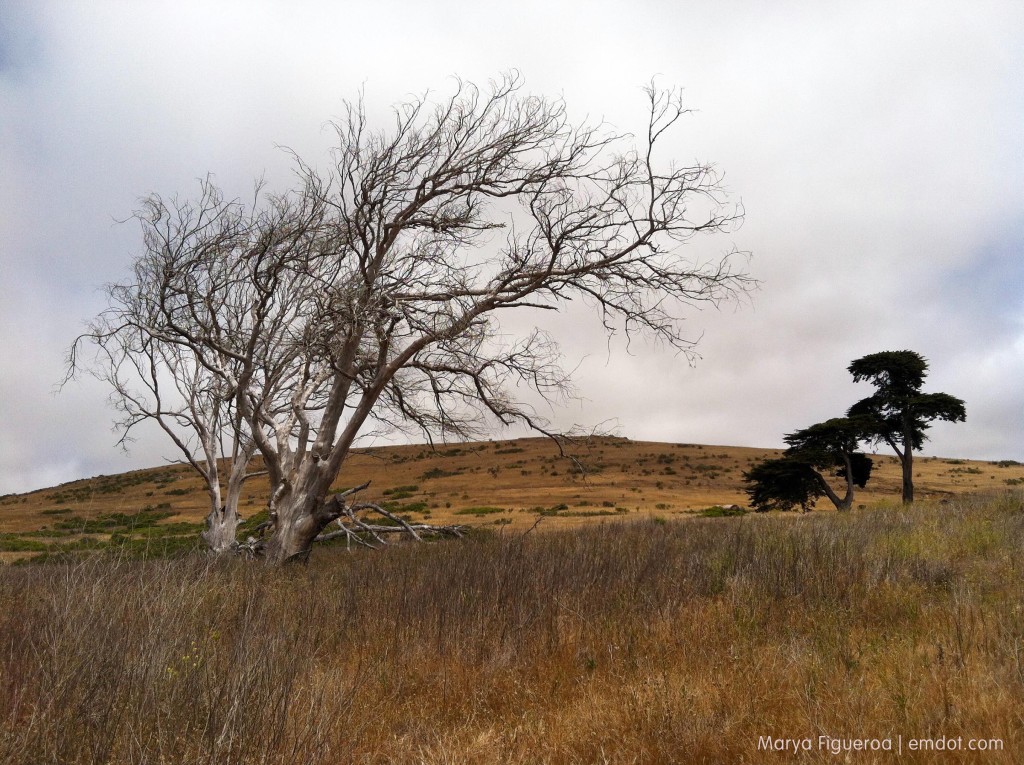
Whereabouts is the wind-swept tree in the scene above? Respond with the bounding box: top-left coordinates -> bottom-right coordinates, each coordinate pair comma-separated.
745,418 -> 873,512
848,350 -> 966,503
73,74 -> 752,563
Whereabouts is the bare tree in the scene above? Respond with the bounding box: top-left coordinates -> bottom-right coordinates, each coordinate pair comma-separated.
74,74 -> 753,563
69,181 -> 268,552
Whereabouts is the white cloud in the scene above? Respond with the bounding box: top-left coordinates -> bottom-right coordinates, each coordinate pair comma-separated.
1,0 -> 1022,494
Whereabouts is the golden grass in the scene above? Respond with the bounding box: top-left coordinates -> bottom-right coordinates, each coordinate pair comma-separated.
3,437 -> 1023,539
1,492 -> 1023,763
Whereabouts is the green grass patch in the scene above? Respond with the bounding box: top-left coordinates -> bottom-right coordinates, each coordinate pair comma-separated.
456,506 -> 506,516
382,484 -> 420,497
420,468 -> 460,480
700,505 -> 747,518
53,508 -> 176,534
0,534 -> 48,552
383,500 -> 429,514
532,503 -> 570,516
238,509 -> 270,537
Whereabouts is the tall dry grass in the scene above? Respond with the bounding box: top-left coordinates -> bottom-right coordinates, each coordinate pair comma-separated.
1,492 -> 1023,763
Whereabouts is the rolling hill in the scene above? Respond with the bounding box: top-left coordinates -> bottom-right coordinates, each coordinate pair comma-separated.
2,436 -> 1023,562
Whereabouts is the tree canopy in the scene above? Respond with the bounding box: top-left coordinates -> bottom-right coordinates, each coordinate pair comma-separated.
848,350 -> 965,503
744,458 -> 823,513
745,417 -> 873,512
747,350 -> 964,512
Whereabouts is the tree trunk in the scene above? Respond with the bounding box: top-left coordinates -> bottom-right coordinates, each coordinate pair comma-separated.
202,505 -> 241,554
817,473 -> 853,512
901,411 -> 914,504
263,489 -> 341,565
200,473 -> 239,554
901,453 -> 914,504
200,448 -> 250,554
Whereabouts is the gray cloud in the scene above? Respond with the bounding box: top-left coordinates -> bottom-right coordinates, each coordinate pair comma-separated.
2,0 -> 1022,494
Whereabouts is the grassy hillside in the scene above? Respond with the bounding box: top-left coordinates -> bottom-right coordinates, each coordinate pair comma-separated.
2,437 -> 1023,562
1,492 -> 1022,763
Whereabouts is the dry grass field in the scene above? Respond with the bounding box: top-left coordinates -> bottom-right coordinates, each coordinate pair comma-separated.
1,492 -> 1023,763
3,437 -> 1023,564
2,440 -> 1024,762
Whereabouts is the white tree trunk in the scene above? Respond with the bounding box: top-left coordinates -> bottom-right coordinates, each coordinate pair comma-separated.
202,504 -> 241,554
199,441 -> 253,554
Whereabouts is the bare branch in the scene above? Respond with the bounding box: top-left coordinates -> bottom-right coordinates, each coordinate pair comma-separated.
71,74 -> 752,564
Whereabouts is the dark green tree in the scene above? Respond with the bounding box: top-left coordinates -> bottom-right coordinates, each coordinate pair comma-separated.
744,457 -> 822,512
847,350 -> 966,504
745,417 -> 874,512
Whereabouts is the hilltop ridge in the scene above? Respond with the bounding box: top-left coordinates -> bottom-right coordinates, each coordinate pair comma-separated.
3,436 -> 1023,563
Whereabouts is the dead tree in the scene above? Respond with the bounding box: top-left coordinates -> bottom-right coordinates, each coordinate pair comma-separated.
68,231 -> 263,553
75,73 -> 753,564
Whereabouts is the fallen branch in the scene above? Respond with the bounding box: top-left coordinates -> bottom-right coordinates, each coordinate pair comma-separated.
314,489 -> 466,550
239,482 -> 466,556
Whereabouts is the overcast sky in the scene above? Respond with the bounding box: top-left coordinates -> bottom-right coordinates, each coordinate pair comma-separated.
1,0 -> 1022,495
